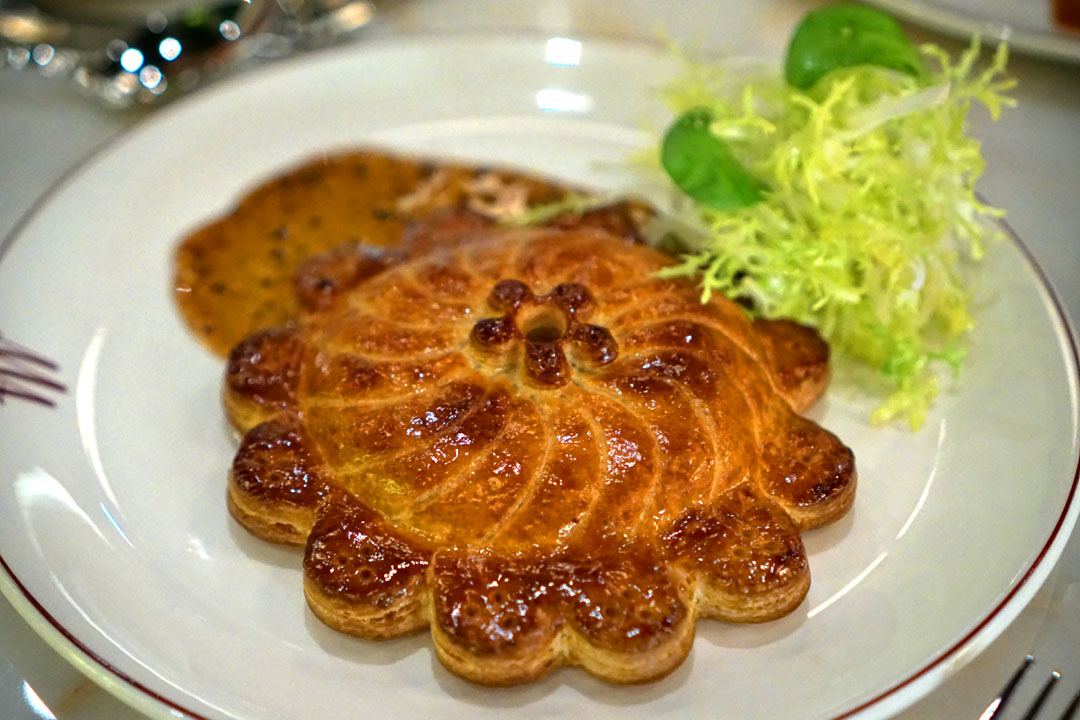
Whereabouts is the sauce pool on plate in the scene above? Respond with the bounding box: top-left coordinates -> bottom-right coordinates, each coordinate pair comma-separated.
173,150 -> 574,356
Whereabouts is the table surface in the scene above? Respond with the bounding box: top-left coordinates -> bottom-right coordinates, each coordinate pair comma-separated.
1,1 -> 1078,718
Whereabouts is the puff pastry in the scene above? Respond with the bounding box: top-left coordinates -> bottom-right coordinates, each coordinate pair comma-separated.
223,215 -> 856,685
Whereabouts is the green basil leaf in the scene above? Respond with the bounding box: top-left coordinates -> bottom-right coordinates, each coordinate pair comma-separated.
784,3 -> 928,90
661,108 -> 764,213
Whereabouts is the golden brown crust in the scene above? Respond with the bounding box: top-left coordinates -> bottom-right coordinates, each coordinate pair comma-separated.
222,224 -> 857,685
660,484 -> 811,622
303,497 -> 430,639
226,417 -> 329,543
758,413 -> 858,530
293,243 -> 405,313
430,547 -> 694,685
227,488 -> 313,546
753,318 -> 831,412
223,328 -> 305,431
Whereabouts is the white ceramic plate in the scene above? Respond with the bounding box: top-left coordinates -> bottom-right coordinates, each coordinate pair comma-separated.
0,35 -> 1077,720
866,0 -> 1080,63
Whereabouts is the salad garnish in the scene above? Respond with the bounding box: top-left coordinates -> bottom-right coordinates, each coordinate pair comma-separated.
647,3 -> 1015,429
661,107 -> 764,212
784,3 -> 928,89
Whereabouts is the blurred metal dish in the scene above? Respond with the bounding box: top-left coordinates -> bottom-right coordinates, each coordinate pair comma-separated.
0,0 -> 376,106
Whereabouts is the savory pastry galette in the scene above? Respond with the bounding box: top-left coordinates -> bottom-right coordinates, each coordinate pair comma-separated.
223,215 -> 856,685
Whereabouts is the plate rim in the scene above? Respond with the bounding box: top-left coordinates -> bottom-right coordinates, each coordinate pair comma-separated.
865,0 -> 1080,64
835,211 -> 1080,718
1,31 -> 1078,720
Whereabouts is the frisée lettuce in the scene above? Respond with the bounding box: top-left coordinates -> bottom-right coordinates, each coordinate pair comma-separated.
646,33 -> 1015,429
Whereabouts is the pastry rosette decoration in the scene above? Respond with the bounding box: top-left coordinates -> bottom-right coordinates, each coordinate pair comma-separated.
223,212 -> 856,685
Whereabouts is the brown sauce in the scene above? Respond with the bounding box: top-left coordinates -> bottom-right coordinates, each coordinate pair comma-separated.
173,150 -> 576,357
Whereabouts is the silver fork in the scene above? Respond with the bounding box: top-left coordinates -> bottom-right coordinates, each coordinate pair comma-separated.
981,655 -> 1080,720
0,333 -> 66,407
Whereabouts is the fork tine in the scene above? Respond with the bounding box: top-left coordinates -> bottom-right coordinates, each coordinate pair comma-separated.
0,333 -> 66,408
1060,689 -> 1080,720
0,386 -> 60,408
0,333 -> 60,370
981,655 -> 1035,719
0,367 -> 67,392
1019,670 -> 1060,720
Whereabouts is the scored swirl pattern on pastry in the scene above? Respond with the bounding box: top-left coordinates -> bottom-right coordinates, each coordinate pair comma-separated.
223,222 -> 856,685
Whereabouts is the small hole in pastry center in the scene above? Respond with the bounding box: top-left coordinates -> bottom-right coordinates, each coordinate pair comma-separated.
526,324 -> 563,343
518,305 -> 568,343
